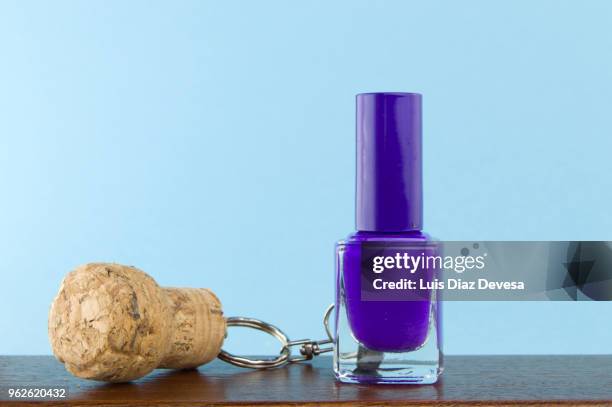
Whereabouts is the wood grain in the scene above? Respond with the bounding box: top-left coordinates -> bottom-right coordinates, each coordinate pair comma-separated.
0,355 -> 611,406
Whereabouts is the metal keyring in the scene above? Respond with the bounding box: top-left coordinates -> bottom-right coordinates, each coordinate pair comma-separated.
218,304 -> 334,369
218,317 -> 291,369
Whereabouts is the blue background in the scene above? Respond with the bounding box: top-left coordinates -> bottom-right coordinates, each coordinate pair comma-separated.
1,0 -> 612,356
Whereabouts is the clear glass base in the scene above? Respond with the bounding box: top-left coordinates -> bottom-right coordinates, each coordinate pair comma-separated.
333,300 -> 442,384
334,335 -> 442,384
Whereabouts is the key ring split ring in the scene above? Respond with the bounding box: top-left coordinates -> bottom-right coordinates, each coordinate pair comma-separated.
218,304 -> 334,369
218,317 -> 291,369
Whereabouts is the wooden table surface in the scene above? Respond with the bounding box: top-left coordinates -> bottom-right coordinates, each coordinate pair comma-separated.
1,355 -> 611,406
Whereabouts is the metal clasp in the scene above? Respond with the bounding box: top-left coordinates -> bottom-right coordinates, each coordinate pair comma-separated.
218,304 -> 334,369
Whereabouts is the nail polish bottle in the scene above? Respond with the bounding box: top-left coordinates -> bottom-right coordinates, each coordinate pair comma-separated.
334,92 -> 442,384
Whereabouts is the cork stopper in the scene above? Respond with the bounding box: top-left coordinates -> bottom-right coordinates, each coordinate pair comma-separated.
48,263 -> 226,382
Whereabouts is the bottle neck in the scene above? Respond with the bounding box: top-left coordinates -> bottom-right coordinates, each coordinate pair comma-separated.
350,230 -> 428,241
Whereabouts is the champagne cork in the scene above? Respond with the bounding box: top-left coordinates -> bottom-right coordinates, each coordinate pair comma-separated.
48,263 -> 226,382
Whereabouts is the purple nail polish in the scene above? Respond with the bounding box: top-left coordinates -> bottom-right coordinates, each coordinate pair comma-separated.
334,93 -> 442,384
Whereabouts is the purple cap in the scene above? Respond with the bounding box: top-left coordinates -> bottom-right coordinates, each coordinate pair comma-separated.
356,92 -> 423,232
